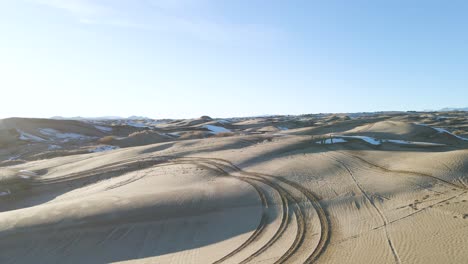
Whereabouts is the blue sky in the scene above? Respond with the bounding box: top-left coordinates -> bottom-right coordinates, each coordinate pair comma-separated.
1,0 -> 467,118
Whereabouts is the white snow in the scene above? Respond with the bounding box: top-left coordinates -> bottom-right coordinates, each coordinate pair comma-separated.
148,120 -> 167,126
384,139 -> 445,146
7,155 -> 21,161
0,190 -> 11,196
48,144 -> 62,150
39,128 -> 93,141
336,135 -> 445,147
203,125 -> 231,134
17,129 -> 46,142
415,123 -> 468,141
94,125 -> 112,132
156,132 -> 173,139
18,128 -> 94,142
272,133 -> 289,137
383,139 -> 415,145
125,122 -> 149,128
167,132 -> 180,137
90,145 -> 119,153
339,135 -> 382,145
218,119 -> 231,124
316,138 -> 347,144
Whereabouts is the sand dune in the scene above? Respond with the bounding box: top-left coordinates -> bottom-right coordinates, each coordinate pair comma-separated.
1,112 -> 467,263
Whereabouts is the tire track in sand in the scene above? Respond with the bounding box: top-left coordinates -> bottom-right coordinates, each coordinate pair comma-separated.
29,155 -> 330,263
178,157 -> 330,264
321,152 -> 401,264
336,150 -> 466,190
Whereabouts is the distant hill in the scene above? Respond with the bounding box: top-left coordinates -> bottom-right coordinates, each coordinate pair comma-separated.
51,116 -> 150,120
127,116 -> 151,120
439,107 -> 468,112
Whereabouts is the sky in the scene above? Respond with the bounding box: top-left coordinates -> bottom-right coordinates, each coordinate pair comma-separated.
1,0 -> 467,119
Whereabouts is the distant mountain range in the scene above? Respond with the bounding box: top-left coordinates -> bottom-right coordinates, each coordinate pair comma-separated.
422,107 -> 468,112
438,107 -> 468,112
49,108 -> 468,121
51,116 -> 150,120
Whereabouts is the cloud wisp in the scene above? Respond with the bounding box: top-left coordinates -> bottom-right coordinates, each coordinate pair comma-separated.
31,0 -> 281,45
33,0 -> 110,16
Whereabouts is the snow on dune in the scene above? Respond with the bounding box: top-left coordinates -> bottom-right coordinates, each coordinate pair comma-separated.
90,145 -> 119,153
0,190 -> 11,196
415,123 -> 468,141
339,135 -> 381,145
17,129 -> 46,142
384,139 -> 445,146
39,128 -> 93,141
148,120 -> 167,126
48,144 -> 62,150
125,122 -> 149,128
166,132 -> 180,138
334,135 -> 445,146
203,125 -> 231,134
18,128 -> 94,142
7,155 -> 21,161
316,138 -> 347,144
218,119 -> 231,124
94,125 -> 112,132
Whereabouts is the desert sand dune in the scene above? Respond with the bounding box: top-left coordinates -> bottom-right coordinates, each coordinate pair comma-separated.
1,113 -> 467,263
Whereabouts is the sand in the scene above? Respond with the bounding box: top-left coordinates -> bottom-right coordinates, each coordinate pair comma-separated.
0,114 -> 467,263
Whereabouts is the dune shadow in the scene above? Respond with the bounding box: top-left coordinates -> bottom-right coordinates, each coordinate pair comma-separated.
139,142 -> 174,154
233,138 -> 464,170
0,152 -> 280,263
0,158 -> 170,213
0,172 -> 276,263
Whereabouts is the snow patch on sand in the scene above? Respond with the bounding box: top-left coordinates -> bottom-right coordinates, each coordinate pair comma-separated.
384,139 -> 445,146
218,119 -> 231,124
339,135 -> 381,145
39,128 -> 93,141
7,155 -> 21,161
91,145 -> 119,153
149,120 -> 166,125
334,135 -> 445,146
0,190 -> 11,196
48,144 -> 62,150
94,125 -> 112,132
416,123 -> 468,141
203,125 -> 231,134
166,132 -> 180,138
316,138 -> 347,144
17,129 -> 46,142
126,122 -> 149,128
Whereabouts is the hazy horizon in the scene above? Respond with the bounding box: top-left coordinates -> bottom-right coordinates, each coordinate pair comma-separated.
2,106 -> 468,120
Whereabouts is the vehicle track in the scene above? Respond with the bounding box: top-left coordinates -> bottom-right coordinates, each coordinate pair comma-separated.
28,155 -> 330,263
237,177 -> 301,264
186,163 -> 273,264
335,150 -> 467,190
270,175 -> 331,263
175,159 -> 294,264
320,152 -> 401,264
30,157 -> 168,185
179,157 -> 330,264
326,151 -> 468,230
